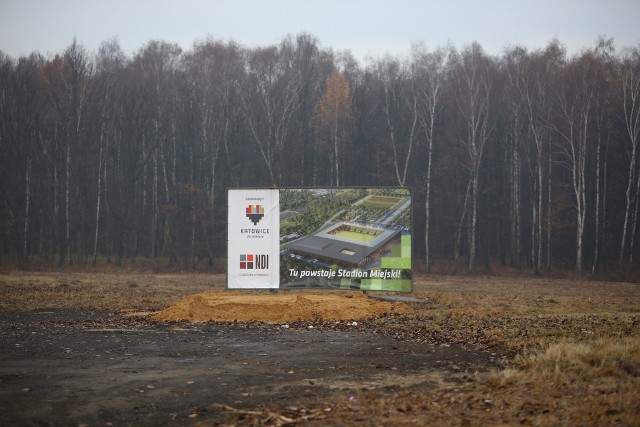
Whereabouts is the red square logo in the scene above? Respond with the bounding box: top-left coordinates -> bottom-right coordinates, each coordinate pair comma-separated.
240,254 -> 254,269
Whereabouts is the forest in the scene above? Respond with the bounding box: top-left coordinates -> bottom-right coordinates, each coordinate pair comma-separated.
1,33 -> 639,276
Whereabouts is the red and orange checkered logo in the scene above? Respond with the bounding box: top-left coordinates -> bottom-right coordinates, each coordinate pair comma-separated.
240,254 -> 254,269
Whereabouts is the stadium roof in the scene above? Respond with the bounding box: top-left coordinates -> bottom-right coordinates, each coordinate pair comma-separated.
288,222 -> 400,265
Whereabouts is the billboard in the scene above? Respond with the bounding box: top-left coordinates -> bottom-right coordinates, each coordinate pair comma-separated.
228,188 -> 412,292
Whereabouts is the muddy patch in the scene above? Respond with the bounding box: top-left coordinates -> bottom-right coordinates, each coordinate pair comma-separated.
0,309 -> 493,426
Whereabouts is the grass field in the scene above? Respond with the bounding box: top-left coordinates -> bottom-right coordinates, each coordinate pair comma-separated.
362,195 -> 402,209
333,230 -> 378,242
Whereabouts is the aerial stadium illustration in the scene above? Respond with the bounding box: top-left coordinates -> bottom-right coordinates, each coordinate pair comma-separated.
288,221 -> 400,267
279,188 -> 412,291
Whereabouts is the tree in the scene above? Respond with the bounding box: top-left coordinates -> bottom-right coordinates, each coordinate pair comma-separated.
411,44 -> 449,272
123,40 -> 181,267
312,70 -> 354,186
452,43 -> 494,272
4,34 -> 640,274
550,50 -> 598,273
240,41 -> 301,185
39,39 -> 93,266
617,46 -> 640,266
377,56 -> 418,187
507,41 -> 562,274
0,53 -> 45,268
503,46 -> 527,270
183,38 -> 243,265
92,39 -> 127,266
591,37 -> 615,272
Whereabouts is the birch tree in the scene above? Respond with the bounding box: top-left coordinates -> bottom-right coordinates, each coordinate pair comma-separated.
452,43 -> 493,272
512,43 -> 561,273
412,44 -> 448,272
551,51 -> 597,273
591,38 -> 615,272
618,46 -> 640,266
377,56 -> 418,187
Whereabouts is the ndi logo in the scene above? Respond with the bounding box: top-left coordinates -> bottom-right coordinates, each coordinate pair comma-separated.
239,254 -> 269,269
246,204 -> 264,225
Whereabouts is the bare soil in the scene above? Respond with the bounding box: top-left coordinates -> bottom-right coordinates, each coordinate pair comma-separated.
154,291 -> 414,323
0,272 -> 638,426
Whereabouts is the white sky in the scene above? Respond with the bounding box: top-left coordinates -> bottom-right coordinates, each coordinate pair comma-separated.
1,0 -> 639,63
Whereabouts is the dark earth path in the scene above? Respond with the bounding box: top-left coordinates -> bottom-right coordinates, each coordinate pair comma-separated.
0,309 -> 494,426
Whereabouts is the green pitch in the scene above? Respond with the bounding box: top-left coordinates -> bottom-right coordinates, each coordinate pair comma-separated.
334,230 -> 377,242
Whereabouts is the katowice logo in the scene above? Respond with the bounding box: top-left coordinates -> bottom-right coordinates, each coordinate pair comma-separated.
246,204 -> 264,225
239,254 -> 269,270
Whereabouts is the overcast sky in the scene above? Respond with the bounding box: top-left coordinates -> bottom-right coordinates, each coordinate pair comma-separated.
1,0 -> 639,63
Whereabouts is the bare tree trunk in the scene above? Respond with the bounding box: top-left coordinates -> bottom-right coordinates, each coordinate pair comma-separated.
58,139 -> 71,267
202,219 -> 214,267
205,117 -> 223,266
593,141 -> 601,272
92,131 -> 104,266
104,135 -> 111,264
546,145 -> 552,271
52,164 -> 59,265
602,139 -> 609,270
424,124 -> 434,273
333,103 -> 340,186
151,149 -> 158,258
141,146 -> 147,257
65,139 -> 71,266
531,178 -> 537,272
509,128 -> 521,268
190,198 -> 197,269
574,119 -> 588,274
530,158 -> 543,275
630,167 -> 640,266
469,169 -> 479,271
22,157 -> 32,268
312,134 -> 317,187
454,179 -> 471,274
621,147 -> 637,265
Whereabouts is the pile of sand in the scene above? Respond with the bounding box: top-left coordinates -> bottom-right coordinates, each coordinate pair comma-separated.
154,291 -> 413,324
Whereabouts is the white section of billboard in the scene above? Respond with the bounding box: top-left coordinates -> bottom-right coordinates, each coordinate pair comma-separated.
227,189 -> 280,289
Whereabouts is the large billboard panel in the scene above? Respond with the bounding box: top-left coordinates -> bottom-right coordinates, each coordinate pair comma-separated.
228,188 -> 412,292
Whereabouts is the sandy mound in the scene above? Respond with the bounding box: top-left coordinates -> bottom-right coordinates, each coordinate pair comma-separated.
154,291 -> 414,324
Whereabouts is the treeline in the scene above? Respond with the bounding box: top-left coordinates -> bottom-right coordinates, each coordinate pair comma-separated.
1,34 -> 640,274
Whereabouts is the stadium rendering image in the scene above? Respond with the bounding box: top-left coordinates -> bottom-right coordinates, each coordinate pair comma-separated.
288,221 -> 401,268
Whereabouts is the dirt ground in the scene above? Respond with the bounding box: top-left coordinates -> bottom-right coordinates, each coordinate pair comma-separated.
153,291 -> 414,323
0,272 -> 638,426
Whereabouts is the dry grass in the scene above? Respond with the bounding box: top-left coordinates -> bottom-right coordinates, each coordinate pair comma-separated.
409,278 -> 640,356
271,338 -> 640,426
293,278 -> 639,426
0,272 -> 223,311
509,337 -> 640,383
